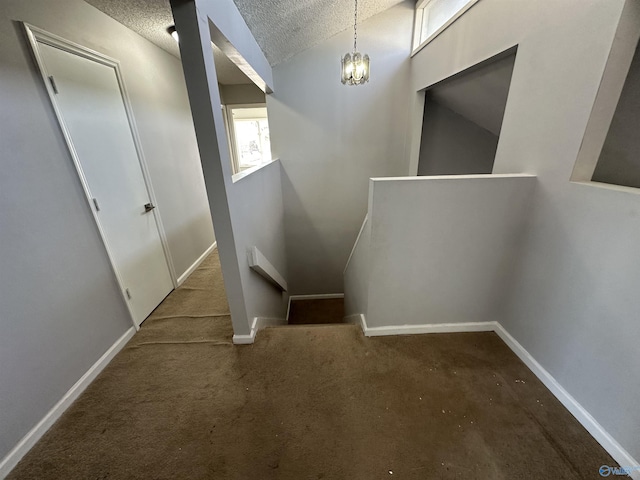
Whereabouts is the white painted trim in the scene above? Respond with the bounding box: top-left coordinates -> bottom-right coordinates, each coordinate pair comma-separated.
371,173 -> 536,182
23,23 -> 176,326
285,296 -> 292,323
411,0 -> 482,56
248,246 -> 288,291
231,158 -> 280,184
288,294 -> 345,300
177,242 -> 217,286
232,316 -> 285,344
343,215 -> 368,275
224,104 -> 268,175
570,180 -> 640,197
232,317 -> 258,344
363,318 -> 497,337
493,324 -> 640,479
225,102 -> 268,110
0,327 -> 135,478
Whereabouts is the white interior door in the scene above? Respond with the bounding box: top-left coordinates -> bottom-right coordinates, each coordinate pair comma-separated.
33,35 -> 174,327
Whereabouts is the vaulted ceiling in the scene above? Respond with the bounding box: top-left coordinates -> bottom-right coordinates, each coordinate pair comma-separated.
85,0 -> 406,67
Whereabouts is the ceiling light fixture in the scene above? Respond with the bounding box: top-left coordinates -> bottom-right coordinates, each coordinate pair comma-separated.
168,25 -> 179,43
341,0 -> 369,86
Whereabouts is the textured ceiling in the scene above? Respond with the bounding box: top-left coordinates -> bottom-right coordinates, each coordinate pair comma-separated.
85,0 -> 252,85
85,0 -> 405,68
232,0 -> 406,65
429,54 -> 517,136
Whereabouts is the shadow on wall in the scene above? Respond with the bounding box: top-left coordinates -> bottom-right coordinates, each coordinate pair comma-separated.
418,49 -> 517,176
591,36 -> 640,189
269,2 -> 415,295
279,167 -> 344,295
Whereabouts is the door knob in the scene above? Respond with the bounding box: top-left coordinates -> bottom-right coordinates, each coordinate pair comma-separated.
144,203 -> 156,213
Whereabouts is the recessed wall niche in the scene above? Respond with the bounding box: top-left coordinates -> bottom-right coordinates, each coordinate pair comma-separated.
572,0 -> 640,189
417,48 -> 517,176
590,37 -> 640,189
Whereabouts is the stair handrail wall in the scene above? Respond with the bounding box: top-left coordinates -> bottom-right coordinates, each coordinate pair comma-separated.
344,173 -> 537,328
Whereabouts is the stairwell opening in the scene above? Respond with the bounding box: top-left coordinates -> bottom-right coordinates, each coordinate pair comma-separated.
286,296 -> 345,325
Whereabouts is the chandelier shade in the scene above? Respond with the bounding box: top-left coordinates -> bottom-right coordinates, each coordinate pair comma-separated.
341,0 -> 369,86
341,52 -> 370,85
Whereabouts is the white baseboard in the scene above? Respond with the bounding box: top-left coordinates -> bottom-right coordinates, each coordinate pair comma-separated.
362,316 -> 497,337
0,327 -> 136,478
232,316 -> 286,345
176,242 -> 217,286
493,323 -> 640,479
286,294 -> 345,323
232,317 -> 258,345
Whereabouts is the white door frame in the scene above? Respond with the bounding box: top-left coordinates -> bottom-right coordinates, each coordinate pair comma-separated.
23,23 -> 178,329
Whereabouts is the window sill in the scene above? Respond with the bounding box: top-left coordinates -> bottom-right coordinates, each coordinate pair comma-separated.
232,158 -> 279,184
411,0 -> 482,57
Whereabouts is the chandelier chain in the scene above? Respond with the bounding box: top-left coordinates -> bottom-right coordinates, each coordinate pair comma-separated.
353,0 -> 358,52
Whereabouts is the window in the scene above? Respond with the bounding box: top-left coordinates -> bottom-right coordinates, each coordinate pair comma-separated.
413,0 -> 480,51
223,105 -> 272,175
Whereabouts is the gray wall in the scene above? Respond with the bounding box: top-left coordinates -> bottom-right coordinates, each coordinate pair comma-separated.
231,161 -> 289,323
411,0 -> 640,462
172,0 -> 287,338
344,175 -> 536,327
592,40 -> 640,188
219,83 -> 266,105
418,100 -> 498,175
269,2 -> 414,294
0,0 -> 213,463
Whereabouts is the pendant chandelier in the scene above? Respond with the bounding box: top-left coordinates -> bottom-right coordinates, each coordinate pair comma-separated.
341,0 -> 370,86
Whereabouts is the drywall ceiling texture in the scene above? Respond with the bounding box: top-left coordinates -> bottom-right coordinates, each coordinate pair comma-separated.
84,0 -> 253,85
86,0 -> 405,67
232,0 -> 405,65
85,0 -> 177,55
268,2 -> 414,294
428,53 -> 516,136
0,0 -> 211,468
412,0 -> 640,465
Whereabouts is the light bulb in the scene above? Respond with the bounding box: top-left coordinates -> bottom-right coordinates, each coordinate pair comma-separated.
168,26 -> 179,43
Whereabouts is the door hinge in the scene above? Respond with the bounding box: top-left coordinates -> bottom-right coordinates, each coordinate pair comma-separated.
125,288 -> 132,300
48,75 -> 59,94
92,198 -> 100,212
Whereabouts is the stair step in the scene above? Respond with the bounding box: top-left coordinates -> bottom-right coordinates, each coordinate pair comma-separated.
287,297 -> 345,325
